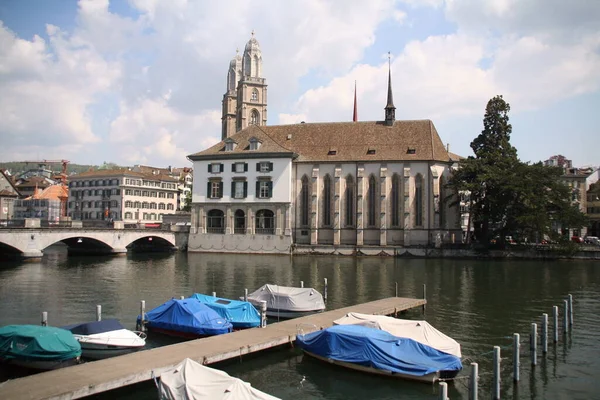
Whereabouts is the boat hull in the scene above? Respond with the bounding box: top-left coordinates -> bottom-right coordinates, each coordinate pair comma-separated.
1,356 -> 80,371
265,309 -> 324,319
79,343 -> 143,360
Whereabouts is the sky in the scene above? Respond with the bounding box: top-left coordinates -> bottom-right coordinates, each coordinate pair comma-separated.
0,0 -> 599,169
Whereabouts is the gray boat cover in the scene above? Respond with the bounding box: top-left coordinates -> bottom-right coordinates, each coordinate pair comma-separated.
159,358 -> 280,400
245,284 -> 325,312
333,312 -> 461,358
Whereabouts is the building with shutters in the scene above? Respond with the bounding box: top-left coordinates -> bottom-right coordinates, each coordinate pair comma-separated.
187,45 -> 462,254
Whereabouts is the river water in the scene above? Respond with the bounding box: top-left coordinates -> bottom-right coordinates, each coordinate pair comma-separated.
0,248 -> 599,400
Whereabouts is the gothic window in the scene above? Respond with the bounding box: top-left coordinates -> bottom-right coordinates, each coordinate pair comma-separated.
415,174 -> 423,227
391,174 -> 401,227
250,109 -> 260,125
367,175 -> 377,227
300,175 -> 310,226
323,174 -> 332,226
251,89 -> 258,101
345,175 -> 355,227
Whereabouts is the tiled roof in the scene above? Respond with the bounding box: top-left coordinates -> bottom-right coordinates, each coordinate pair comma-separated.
70,169 -> 178,182
448,152 -> 465,162
0,189 -> 18,197
15,176 -> 52,188
189,120 -> 451,163
27,185 -> 69,200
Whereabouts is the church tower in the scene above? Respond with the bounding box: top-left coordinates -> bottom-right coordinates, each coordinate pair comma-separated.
221,50 -> 242,140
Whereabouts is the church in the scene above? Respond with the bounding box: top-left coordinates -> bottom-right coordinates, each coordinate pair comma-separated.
187,33 -> 462,255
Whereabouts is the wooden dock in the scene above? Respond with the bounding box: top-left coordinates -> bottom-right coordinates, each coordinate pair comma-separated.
0,296 -> 425,400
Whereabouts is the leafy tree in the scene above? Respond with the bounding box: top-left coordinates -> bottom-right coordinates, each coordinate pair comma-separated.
181,187 -> 193,212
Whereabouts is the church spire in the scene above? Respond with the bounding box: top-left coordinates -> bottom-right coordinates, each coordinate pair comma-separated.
384,52 -> 396,126
353,81 -> 358,122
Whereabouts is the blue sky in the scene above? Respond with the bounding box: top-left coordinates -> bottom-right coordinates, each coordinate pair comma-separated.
0,0 -> 598,168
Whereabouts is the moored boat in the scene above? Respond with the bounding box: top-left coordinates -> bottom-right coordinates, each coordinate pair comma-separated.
0,325 -> 81,370
296,324 -> 462,383
138,298 -> 233,338
245,284 -> 325,319
189,293 -> 261,329
157,358 -> 280,400
62,319 -> 146,360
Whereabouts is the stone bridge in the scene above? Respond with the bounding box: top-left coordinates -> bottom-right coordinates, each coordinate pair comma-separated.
0,228 -> 180,259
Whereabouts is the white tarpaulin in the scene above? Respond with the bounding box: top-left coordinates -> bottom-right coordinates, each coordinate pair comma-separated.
333,313 -> 461,358
158,358 -> 280,400
246,284 -> 325,312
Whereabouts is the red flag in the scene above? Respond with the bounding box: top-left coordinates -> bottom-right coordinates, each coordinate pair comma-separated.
353,81 -> 358,122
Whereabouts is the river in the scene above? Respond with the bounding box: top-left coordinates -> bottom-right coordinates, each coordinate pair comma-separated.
0,247 -> 599,399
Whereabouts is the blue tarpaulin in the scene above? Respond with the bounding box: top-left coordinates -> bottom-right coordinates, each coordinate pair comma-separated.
137,299 -> 232,337
296,324 -> 462,377
189,294 -> 261,329
62,319 -> 125,335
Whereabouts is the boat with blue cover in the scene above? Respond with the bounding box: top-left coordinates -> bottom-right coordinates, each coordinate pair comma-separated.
189,293 -> 261,329
62,319 -> 146,360
0,325 -> 81,370
296,324 -> 462,383
137,298 -> 233,338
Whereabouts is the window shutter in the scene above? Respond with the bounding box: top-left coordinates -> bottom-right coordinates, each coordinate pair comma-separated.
231,181 -> 235,197
268,162 -> 273,172
256,181 -> 260,198
243,182 -> 248,198
208,164 -> 212,173
218,182 -> 223,198
207,182 -> 211,198
219,163 -> 224,172
244,162 -> 248,172
231,163 -> 235,172
256,162 -> 260,172
268,181 -> 273,198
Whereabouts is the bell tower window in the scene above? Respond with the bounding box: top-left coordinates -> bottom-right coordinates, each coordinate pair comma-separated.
251,89 -> 258,101
250,110 -> 260,125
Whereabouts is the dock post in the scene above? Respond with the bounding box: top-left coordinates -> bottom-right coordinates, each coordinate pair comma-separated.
493,346 -> 501,400
568,294 -> 573,326
395,282 -> 398,297
530,323 -> 537,366
553,306 -> 558,343
470,362 -> 478,400
139,300 -> 146,332
422,284 -> 426,314
244,288 -> 248,302
96,305 -> 102,321
41,311 -> 48,327
513,333 -> 520,382
260,300 -> 267,328
324,278 -> 328,301
300,281 -> 304,288
439,382 -> 448,400
212,292 -> 217,298
563,300 -> 569,334
541,313 -> 548,354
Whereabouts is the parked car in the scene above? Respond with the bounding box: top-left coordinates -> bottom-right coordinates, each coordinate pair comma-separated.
584,236 -> 600,246
571,236 -> 584,243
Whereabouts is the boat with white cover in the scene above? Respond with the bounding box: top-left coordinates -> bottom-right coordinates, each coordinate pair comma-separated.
157,358 -> 280,400
62,319 -> 146,360
245,284 -> 325,319
333,312 -> 461,358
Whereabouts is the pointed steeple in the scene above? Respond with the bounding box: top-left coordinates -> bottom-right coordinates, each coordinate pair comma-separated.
384,52 -> 396,126
353,81 -> 358,122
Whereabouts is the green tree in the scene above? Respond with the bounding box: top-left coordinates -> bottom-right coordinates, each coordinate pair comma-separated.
181,187 -> 192,212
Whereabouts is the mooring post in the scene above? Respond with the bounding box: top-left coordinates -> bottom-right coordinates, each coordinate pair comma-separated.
395,282 -> 398,297
212,291 -> 216,298
244,288 -> 248,302
563,300 -> 569,334
300,281 -> 304,288
139,300 -> 146,332
493,346 -> 501,400
439,382 -> 448,400
568,294 -> 573,326
470,362 -> 478,400
530,323 -> 537,366
41,311 -> 48,327
324,278 -> 328,301
260,300 -> 267,328
513,333 -> 520,382
422,284 -> 427,314
541,313 -> 548,354
96,305 -> 102,321
553,305 -> 559,343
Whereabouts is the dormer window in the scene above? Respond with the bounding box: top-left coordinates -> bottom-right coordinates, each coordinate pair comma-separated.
407,148 -> 416,154
249,137 -> 261,151
224,139 -> 237,152
367,148 -> 376,155
328,150 -> 337,155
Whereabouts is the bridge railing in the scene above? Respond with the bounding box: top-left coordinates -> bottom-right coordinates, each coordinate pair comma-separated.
0,219 -> 25,229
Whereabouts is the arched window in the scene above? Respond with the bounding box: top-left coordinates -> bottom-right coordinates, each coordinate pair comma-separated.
250,109 -> 260,125
234,209 -> 245,234
367,175 -> 377,227
251,89 -> 258,101
345,175 -> 355,227
322,174 -> 332,226
300,175 -> 310,226
207,209 -> 224,234
415,174 -> 423,227
256,209 -> 274,234
391,174 -> 401,227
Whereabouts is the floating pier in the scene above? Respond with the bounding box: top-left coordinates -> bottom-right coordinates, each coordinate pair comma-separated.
0,296 -> 425,400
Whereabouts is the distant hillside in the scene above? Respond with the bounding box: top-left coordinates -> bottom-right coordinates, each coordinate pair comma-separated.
0,162 -> 125,177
